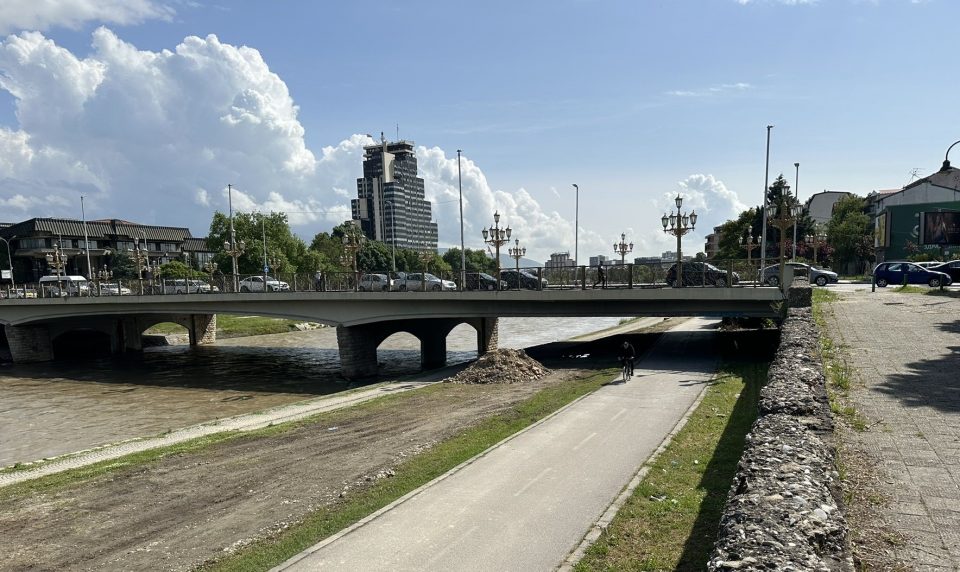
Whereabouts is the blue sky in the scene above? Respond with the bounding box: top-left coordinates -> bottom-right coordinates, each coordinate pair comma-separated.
1,0 -> 958,261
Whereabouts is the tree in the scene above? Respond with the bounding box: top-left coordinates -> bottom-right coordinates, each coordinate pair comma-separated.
827,195 -> 873,273
208,211 -> 314,275
713,208 -> 762,260
158,260 -> 199,279
109,251 -> 139,280
442,248 -> 496,274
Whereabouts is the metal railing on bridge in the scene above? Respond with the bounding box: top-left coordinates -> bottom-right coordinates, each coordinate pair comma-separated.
0,258 -> 787,300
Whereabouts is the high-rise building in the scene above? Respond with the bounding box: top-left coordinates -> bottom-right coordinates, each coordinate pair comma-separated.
351,134 -> 438,252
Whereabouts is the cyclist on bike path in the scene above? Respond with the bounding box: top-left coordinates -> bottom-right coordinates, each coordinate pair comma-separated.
618,340 -> 636,378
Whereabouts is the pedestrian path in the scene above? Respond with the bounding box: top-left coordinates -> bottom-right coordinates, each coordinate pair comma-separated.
274,318 -> 719,572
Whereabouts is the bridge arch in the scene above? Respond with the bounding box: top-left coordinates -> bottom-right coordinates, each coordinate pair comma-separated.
51,328 -> 113,359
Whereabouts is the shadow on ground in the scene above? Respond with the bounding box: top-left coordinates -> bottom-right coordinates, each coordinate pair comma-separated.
868,318 -> 960,413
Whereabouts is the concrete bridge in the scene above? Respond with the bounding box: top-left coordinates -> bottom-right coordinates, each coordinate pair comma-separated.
0,287 -> 783,378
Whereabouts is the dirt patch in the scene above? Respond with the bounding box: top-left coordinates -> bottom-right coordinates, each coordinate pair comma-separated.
0,368 -> 589,572
445,348 -> 549,385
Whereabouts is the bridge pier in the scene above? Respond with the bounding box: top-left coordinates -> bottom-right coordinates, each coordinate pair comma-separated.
472,317 -> 499,356
337,324 -> 380,379
188,314 -> 217,346
4,324 -> 54,363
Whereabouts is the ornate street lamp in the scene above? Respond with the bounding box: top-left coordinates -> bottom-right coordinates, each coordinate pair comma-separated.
482,211 -> 511,290
805,227 -> 828,267
508,238 -> 526,290
223,238 -> 245,292
341,227 -> 363,291
45,241 -> 67,295
766,184 -> 802,288
613,233 -> 633,265
739,232 -> 760,266
661,195 -> 697,287
132,240 -> 150,295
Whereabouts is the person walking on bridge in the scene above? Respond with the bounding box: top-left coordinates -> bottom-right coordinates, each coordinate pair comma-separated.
593,263 -> 607,289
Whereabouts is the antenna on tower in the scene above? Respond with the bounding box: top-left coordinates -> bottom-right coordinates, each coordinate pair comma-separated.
396,123 -> 400,141
909,168 -> 923,181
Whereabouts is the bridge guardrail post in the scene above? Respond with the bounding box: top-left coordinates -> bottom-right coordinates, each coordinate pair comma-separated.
628,264 -> 633,289
580,266 -> 586,290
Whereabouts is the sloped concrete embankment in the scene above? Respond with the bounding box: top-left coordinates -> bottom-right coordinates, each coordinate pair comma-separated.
708,306 -> 851,571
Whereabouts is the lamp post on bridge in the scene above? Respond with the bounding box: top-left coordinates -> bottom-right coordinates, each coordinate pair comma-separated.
739,232 -> 760,281
0,235 -> 16,292
766,184 -> 802,289
614,233 -> 633,265
661,195 -> 697,287
45,242 -> 67,296
482,211 -> 511,291
508,239 -> 526,291
341,227 -> 363,291
133,240 -> 148,295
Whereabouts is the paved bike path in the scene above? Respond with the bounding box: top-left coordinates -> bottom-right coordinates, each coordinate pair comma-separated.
276,318 -> 719,572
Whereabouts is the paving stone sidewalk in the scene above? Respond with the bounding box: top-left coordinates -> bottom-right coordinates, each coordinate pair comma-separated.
826,288 -> 960,570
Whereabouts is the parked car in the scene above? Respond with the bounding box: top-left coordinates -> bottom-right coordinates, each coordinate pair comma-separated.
162,278 -> 218,294
463,272 -> 506,291
238,275 -> 290,292
872,261 -> 952,287
359,273 -> 393,292
99,282 -> 133,296
929,260 -> 960,283
914,261 -> 943,269
500,269 -> 548,290
394,272 -> 457,291
759,262 -> 838,287
5,287 -> 37,299
665,262 -> 739,287
39,275 -> 91,297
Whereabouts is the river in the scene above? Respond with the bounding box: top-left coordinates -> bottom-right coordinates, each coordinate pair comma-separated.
0,316 -> 627,467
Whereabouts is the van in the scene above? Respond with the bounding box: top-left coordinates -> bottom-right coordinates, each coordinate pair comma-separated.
38,275 -> 91,297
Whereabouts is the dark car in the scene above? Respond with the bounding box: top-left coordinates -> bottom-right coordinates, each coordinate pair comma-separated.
500,269 -> 548,290
872,261 -> 952,287
929,260 -> 960,283
463,272 -> 506,291
665,262 -> 739,287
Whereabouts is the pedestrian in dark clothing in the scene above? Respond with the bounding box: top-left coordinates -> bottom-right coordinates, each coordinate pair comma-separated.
618,340 -> 636,376
314,270 -> 326,292
593,264 -> 607,289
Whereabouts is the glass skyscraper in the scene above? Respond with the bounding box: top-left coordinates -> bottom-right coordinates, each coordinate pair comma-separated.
351,135 -> 438,252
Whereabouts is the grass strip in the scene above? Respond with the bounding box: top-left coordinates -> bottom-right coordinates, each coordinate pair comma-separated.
146,315 -> 317,337
812,289 -> 866,430
574,361 -> 766,571
201,368 -> 617,572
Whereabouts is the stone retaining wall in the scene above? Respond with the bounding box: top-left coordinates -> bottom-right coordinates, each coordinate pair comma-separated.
707,307 -> 851,571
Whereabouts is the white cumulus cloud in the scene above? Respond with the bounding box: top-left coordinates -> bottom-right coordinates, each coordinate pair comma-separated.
0,0 -> 173,34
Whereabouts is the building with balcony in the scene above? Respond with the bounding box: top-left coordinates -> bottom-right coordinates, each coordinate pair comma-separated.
351,134 -> 438,252
0,218 -> 213,283
544,251 -> 575,268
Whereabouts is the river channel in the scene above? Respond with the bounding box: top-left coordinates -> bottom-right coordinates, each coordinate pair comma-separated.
0,316 -> 627,467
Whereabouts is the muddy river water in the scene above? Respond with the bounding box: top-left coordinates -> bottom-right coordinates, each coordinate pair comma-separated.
0,316 -> 626,467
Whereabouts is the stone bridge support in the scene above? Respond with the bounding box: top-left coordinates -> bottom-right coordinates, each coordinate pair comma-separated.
4,325 -> 54,363
336,317 -> 500,380
188,314 -> 217,346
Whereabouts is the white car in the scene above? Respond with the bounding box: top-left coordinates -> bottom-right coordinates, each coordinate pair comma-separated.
99,282 -> 133,296
162,279 -> 219,294
395,272 -> 457,292
239,275 -> 290,292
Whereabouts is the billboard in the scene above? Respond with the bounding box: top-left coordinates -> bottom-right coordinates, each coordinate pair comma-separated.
1,269 -> 9,280
921,211 -> 960,245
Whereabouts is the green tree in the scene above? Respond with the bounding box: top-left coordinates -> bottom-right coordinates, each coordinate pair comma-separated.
442,248 -> 496,273
109,251 -> 139,280
158,260 -> 199,279
827,195 -> 873,273
208,211 -> 313,275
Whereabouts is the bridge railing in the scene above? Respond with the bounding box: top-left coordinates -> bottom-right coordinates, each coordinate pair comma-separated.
0,258 -> 780,301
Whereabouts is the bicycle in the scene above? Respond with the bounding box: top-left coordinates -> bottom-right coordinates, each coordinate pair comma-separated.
619,357 -> 633,382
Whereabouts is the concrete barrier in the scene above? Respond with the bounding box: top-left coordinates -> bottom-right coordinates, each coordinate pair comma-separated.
707,308 -> 851,571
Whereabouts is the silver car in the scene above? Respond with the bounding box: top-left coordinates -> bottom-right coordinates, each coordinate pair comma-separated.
395,272 -> 457,292
759,262 -> 838,287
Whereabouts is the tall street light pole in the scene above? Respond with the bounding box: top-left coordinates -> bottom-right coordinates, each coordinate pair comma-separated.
80,195 -> 93,280
793,162 -> 800,261
661,195 -> 697,287
227,183 -> 240,291
572,184 -> 579,267
261,214 -> 268,288
482,211 -> 511,290
457,150 -> 466,290
0,235 -> 16,291
385,199 -> 397,272
760,125 -> 773,276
